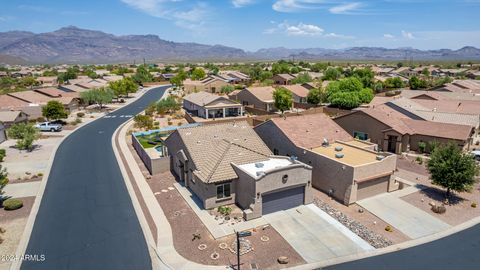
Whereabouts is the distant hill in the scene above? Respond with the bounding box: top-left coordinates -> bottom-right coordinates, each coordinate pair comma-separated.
0,26 -> 479,64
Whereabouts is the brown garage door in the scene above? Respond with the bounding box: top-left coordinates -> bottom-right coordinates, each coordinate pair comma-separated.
356,177 -> 389,201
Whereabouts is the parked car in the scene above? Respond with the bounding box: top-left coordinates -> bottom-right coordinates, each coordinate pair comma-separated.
471,150 -> 480,161
35,122 -> 63,132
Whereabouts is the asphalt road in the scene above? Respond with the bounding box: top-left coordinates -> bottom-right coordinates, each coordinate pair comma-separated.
21,86 -> 168,270
327,223 -> 480,270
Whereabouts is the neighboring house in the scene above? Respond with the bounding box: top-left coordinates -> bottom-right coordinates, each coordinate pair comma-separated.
7,90 -> 80,112
254,113 -> 397,205
273,74 -> 295,85
183,75 -> 231,94
36,76 -> 58,86
235,86 -> 276,112
0,110 -> 29,127
283,84 -> 310,104
218,71 -> 251,84
183,92 -> 244,119
160,73 -> 177,81
165,122 -> 313,220
103,75 -> 124,82
334,108 -> 475,153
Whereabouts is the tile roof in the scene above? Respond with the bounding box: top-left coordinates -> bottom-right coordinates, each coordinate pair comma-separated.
275,73 -> 295,80
174,121 -> 272,183
269,113 -> 353,149
284,84 -> 309,98
0,95 -> 29,109
401,118 -> 474,141
244,86 -> 275,102
0,111 -> 25,122
183,92 -> 238,107
8,91 -> 52,104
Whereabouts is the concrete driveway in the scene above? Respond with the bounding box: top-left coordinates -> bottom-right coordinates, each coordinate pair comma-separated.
357,193 -> 450,239
263,204 -> 373,263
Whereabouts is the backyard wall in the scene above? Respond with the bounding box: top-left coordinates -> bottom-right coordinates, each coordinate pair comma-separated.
131,134 -> 170,175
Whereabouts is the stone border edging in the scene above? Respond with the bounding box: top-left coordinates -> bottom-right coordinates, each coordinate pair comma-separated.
10,86 -> 159,270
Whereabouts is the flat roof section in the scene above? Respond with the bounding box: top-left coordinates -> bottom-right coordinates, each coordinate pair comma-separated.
312,142 -> 382,166
344,140 -> 374,149
238,158 -> 294,178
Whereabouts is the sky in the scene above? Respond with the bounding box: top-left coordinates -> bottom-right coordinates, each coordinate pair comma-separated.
0,0 -> 479,51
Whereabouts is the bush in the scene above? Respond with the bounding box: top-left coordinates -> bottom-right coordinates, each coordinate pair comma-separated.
76,112 -> 85,118
471,202 -> 477,208
218,206 -> 232,216
416,156 -> 423,165
37,172 -> 43,177
418,142 -> 426,153
2,198 -> 23,210
385,225 -> 393,232
0,149 -> 5,162
431,204 -> 446,214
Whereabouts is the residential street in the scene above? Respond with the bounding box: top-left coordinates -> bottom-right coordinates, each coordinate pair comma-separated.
327,223 -> 480,270
21,86 -> 168,270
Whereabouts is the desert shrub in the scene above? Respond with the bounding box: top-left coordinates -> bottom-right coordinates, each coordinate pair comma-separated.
76,112 -> 85,118
471,202 -> 477,208
384,225 -> 393,232
0,149 -> 5,162
218,206 -> 232,216
418,142 -> 426,153
416,156 -> 423,165
431,204 -> 446,214
167,121 -> 173,126
3,198 -> 23,210
37,172 -> 43,177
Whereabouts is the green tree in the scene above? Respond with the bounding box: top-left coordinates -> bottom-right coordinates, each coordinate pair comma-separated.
57,67 -> 78,83
42,100 -> 68,121
272,62 -> 291,75
191,68 -> 206,80
384,77 -> 405,89
133,65 -> 153,84
170,70 -> 187,87
133,114 -> 154,130
310,62 -> 328,72
0,164 -> 8,202
291,72 -> 312,84
422,68 -> 430,77
273,87 -> 293,113
7,123 -> 40,151
156,96 -> 180,115
220,85 -> 235,94
323,67 -> 341,81
80,87 -> 114,109
427,143 -> 479,199
307,88 -> 323,104
259,71 -> 273,82
326,77 -> 373,109
409,76 -> 428,90
352,68 -> 375,88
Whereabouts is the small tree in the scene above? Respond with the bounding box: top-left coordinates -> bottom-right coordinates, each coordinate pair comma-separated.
42,100 -> 68,121
133,114 -> 154,130
427,143 -> 479,200
7,123 -> 40,151
156,96 -> 180,115
80,87 -> 114,109
220,85 -> 235,94
273,87 -> 293,114
191,68 -> 206,80
307,88 -> 322,104
0,164 -> 8,203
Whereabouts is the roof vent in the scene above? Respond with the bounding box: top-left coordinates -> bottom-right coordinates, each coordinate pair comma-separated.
256,171 -> 265,177
290,156 -> 298,161
255,162 -> 264,168
376,155 -> 384,161
335,153 -> 344,159
322,138 -> 329,147
335,146 -> 343,152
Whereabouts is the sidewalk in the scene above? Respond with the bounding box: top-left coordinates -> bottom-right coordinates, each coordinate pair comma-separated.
114,111 -> 226,270
3,182 -> 41,198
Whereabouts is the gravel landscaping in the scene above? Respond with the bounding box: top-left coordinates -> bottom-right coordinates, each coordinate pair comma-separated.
313,198 -> 393,248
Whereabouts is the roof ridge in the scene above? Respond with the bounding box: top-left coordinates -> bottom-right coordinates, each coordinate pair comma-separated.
229,140 -> 270,158
205,139 -> 232,183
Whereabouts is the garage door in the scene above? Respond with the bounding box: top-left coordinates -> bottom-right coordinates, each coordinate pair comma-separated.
357,177 -> 389,201
262,186 -> 305,215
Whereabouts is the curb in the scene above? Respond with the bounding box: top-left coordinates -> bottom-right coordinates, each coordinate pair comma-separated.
288,215 -> 480,270
10,86 -> 159,270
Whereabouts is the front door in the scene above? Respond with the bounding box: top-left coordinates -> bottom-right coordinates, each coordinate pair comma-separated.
387,135 -> 397,153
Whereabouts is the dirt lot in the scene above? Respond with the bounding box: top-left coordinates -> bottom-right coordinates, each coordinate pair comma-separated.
128,143 -> 305,269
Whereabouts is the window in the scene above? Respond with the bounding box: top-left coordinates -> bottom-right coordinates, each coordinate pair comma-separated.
216,183 -> 231,199
353,131 -> 368,141
273,148 -> 279,155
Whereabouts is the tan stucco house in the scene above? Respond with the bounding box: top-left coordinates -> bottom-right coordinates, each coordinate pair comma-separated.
254,113 -> 398,205
234,86 -> 277,112
165,122 -> 313,220
183,92 -> 244,119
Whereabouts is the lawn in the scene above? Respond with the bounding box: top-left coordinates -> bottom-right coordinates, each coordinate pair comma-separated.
135,132 -> 169,149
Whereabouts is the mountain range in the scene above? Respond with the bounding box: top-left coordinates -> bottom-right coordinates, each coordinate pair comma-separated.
0,26 -> 479,64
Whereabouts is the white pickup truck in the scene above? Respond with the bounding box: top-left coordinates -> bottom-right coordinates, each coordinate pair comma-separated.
35,122 -> 63,132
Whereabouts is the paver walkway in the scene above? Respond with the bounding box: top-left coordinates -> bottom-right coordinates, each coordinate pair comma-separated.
263,204 -> 373,263
4,181 -> 41,198
357,193 -> 451,239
